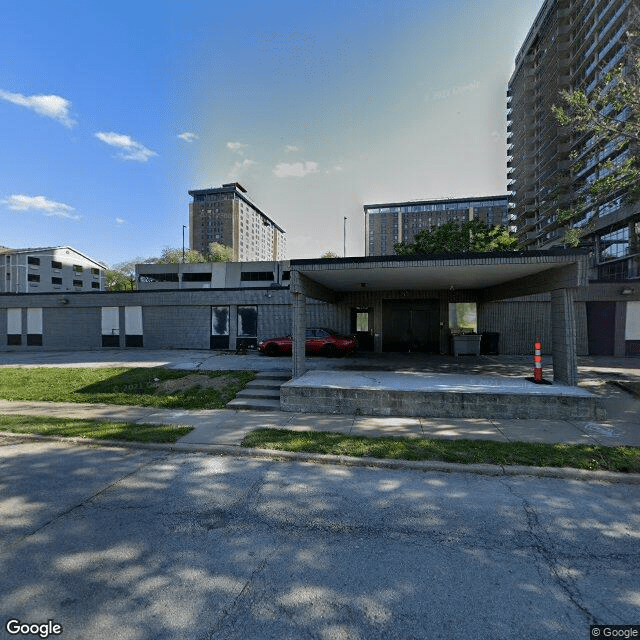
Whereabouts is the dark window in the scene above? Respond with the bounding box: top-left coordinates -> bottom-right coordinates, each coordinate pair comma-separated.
240,271 -> 274,281
211,307 -> 230,336
73,264 -> 83,273
27,256 -> 40,266
91,282 -> 100,289
182,272 -> 212,282
27,274 -> 40,283
138,273 -> 179,283
237,306 -> 258,337
91,267 -> 100,275
73,279 -> 83,287
51,277 -> 62,285
51,260 -> 62,269
282,271 -> 290,280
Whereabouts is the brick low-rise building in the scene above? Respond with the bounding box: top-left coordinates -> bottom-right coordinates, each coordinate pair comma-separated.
1,251 -> 638,385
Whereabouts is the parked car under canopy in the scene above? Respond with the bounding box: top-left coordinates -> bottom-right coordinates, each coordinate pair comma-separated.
258,328 -> 357,357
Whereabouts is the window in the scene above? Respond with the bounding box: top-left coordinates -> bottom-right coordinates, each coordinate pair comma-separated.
138,272 -> 179,283
91,267 -> 100,275
211,307 -> 230,336
73,265 -> 83,273
51,260 -> 62,269
599,227 -> 629,262
237,306 -> 258,337
240,271 -> 274,281
182,272 -> 212,282
27,256 -> 40,266
91,282 -> 100,289
73,279 -> 83,287
27,274 -> 40,283
51,277 -> 62,285
449,303 -> 477,333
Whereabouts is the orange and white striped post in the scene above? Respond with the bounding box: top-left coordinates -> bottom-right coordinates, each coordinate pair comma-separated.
534,337 -> 543,383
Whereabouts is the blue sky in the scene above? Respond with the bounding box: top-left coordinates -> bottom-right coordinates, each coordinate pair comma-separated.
0,0 -> 544,266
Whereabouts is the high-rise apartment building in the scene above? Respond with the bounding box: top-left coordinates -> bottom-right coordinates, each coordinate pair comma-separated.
188,183 -> 286,262
364,195 -> 510,256
508,0 -> 639,279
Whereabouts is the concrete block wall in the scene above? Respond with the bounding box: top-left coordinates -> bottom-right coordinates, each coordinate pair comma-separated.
478,298 -> 589,356
143,305 -> 211,349
306,300 -> 351,335
478,299 -> 551,355
257,304 -> 291,341
44,307 -> 102,350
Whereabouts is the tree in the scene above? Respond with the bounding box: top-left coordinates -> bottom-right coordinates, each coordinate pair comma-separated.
394,220 -> 517,256
320,251 -> 340,258
152,244 -> 234,264
207,242 -> 234,262
154,247 -> 207,264
551,13 -> 640,246
105,258 -> 142,291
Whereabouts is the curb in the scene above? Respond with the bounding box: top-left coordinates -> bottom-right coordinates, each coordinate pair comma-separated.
2,430 -> 639,484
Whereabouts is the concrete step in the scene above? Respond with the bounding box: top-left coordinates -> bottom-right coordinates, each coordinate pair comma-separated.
226,371 -> 289,410
226,397 -> 281,411
235,388 -> 281,399
254,371 -> 290,380
245,379 -> 288,389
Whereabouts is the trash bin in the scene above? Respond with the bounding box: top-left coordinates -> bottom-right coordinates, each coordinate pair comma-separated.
481,332 -> 500,355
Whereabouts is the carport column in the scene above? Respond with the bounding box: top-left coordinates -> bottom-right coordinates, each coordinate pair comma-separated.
292,291 -> 307,378
373,299 -> 383,353
550,288 -> 578,386
439,292 -> 449,355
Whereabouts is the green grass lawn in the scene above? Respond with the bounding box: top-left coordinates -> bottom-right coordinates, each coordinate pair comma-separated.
0,414 -> 192,443
0,367 -> 255,409
242,428 -> 640,473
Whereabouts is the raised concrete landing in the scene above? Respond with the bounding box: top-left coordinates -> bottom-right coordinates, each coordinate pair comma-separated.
280,370 -> 603,420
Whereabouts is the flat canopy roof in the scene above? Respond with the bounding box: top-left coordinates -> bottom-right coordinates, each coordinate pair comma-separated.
290,250 -> 588,300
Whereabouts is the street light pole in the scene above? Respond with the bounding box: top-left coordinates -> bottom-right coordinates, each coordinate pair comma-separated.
182,225 -> 187,262
343,217 -> 347,257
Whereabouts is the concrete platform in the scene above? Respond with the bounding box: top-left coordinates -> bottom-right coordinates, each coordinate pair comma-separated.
280,370 -> 602,420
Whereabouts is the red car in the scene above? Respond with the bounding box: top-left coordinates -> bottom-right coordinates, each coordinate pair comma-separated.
258,328 -> 358,357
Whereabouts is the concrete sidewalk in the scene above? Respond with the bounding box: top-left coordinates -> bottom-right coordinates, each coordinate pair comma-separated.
0,395 -> 638,447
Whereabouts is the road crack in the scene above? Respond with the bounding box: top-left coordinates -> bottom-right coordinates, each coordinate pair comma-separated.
0,451 -> 168,557
501,479 -> 600,626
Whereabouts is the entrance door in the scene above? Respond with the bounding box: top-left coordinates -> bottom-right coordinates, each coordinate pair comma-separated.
350,308 -> 374,351
586,301 -> 615,355
382,300 -> 440,352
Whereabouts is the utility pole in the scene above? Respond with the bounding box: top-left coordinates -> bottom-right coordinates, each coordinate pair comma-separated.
182,225 -> 187,262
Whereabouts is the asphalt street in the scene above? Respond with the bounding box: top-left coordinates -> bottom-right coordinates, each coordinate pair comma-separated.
1,437 -> 638,640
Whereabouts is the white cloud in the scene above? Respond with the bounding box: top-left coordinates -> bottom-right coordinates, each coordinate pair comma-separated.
285,145 -> 299,153
0,89 -> 76,127
95,131 -> 157,162
115,217 -> 125,225
0,194 -> 80,220
178,131 -> 198,142
227,141 -> 248,154
273,161 -> 319,178
227,158 -> 256,180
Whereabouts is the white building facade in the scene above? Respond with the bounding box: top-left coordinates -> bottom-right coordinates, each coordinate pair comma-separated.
0,246 -> 106,294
